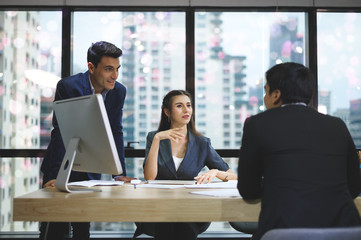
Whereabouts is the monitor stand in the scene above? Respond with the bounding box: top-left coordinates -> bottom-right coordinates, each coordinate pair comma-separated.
55,138 -> 101,193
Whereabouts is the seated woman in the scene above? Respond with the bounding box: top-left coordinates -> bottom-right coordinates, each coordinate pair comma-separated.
134,90 -> 237,240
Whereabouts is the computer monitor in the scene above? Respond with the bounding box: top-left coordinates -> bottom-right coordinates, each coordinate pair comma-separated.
53,94 -> 123,192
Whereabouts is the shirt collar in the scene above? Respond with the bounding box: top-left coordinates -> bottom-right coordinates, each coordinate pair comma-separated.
88,76 -> 109,101
281,102 -> 307,107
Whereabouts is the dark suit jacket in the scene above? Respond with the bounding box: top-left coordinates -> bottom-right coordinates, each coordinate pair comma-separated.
40,71 -> 126,183
144,130 -> 230,179
238,105 -> 361,240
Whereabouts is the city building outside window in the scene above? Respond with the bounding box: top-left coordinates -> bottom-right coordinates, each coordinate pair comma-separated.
317,12 -> 361,149
0,10 -> 62,232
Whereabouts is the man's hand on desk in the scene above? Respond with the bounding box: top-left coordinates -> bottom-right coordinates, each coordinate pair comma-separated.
43,179 -> 56,188
114,176 -> 137,183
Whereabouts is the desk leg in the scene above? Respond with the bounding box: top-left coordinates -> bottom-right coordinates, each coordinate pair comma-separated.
39,222 -> 70,240
44,222 -> 49,240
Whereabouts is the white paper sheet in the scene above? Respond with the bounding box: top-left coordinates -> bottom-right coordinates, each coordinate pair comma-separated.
147,180 -> 196,185
67,180 -> 124,187
136,184 -> 185,189
190,189 -> 241,197
185,180 -> 237,189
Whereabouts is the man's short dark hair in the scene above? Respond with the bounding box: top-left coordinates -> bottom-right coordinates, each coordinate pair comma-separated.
87,41 -> 123,67
266,62 -> 315,105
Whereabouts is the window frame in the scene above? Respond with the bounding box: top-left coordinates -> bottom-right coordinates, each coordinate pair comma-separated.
1,3 -> 361,238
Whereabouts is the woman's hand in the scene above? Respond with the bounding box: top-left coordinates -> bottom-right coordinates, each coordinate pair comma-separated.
194,169 -> 219,184
155,128 -> 185,142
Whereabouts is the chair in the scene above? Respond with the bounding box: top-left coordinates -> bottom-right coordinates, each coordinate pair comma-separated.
229,221 -> 258,234
260,227 -> 361,240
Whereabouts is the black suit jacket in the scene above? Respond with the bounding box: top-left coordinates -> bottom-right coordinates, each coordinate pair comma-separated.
41,71 -> 126,183
238,105 -> 361,240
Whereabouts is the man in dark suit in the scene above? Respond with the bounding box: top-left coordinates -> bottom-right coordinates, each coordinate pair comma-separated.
39,41 -> 135,240
237,62 -> 361,240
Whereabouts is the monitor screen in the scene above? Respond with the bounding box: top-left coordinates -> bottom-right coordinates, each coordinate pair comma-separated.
53,94 -> 123,192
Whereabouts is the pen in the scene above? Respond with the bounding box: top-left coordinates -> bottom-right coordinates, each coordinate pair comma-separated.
131,179 -> 141,189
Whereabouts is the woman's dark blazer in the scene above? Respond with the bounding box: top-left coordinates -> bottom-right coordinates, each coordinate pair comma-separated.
134,130 -> 230,238
144,130 -> 230,180
238,105 -> 361,240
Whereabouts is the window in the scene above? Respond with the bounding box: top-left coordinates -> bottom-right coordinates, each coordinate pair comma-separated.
73,11 -> 185,153
71,10 -> 186,234
317,12 -> 361,148
0,10 -> 61,232
195,11 -> 306,148
1,3 -> 361,238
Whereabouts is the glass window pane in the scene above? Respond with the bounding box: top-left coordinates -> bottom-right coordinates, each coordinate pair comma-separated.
0,11 -> 62,150
72,11 -> 185,234
72,11 -> 185,156
0,10 -> 61,232
195,12 -> 306,149
317,12 -> 361,148
194,11 -> 306,235
1,157 -> 42,232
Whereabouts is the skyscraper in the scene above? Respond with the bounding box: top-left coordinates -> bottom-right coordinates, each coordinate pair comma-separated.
0,11 -> 41,231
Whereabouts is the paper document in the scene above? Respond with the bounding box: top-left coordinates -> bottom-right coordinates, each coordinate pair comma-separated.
185,180 -> 237,189
68,180 -> 124,187
147,180 -> 196,185
136,184 -> 185,189
190,189 -> 241,197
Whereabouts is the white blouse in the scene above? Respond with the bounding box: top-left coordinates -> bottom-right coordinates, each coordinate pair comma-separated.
173,156 -> 184,171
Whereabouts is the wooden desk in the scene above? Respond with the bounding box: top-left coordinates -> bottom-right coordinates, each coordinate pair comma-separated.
13,184 -> 361,223
13,184 -> 259,222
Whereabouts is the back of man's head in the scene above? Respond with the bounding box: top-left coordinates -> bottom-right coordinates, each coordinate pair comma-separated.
87,41 -> 123,67
266,62 -> 315,105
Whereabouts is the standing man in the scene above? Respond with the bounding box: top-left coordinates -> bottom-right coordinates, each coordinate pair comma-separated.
238,62 -> 361,240
40,41 -> 135,240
